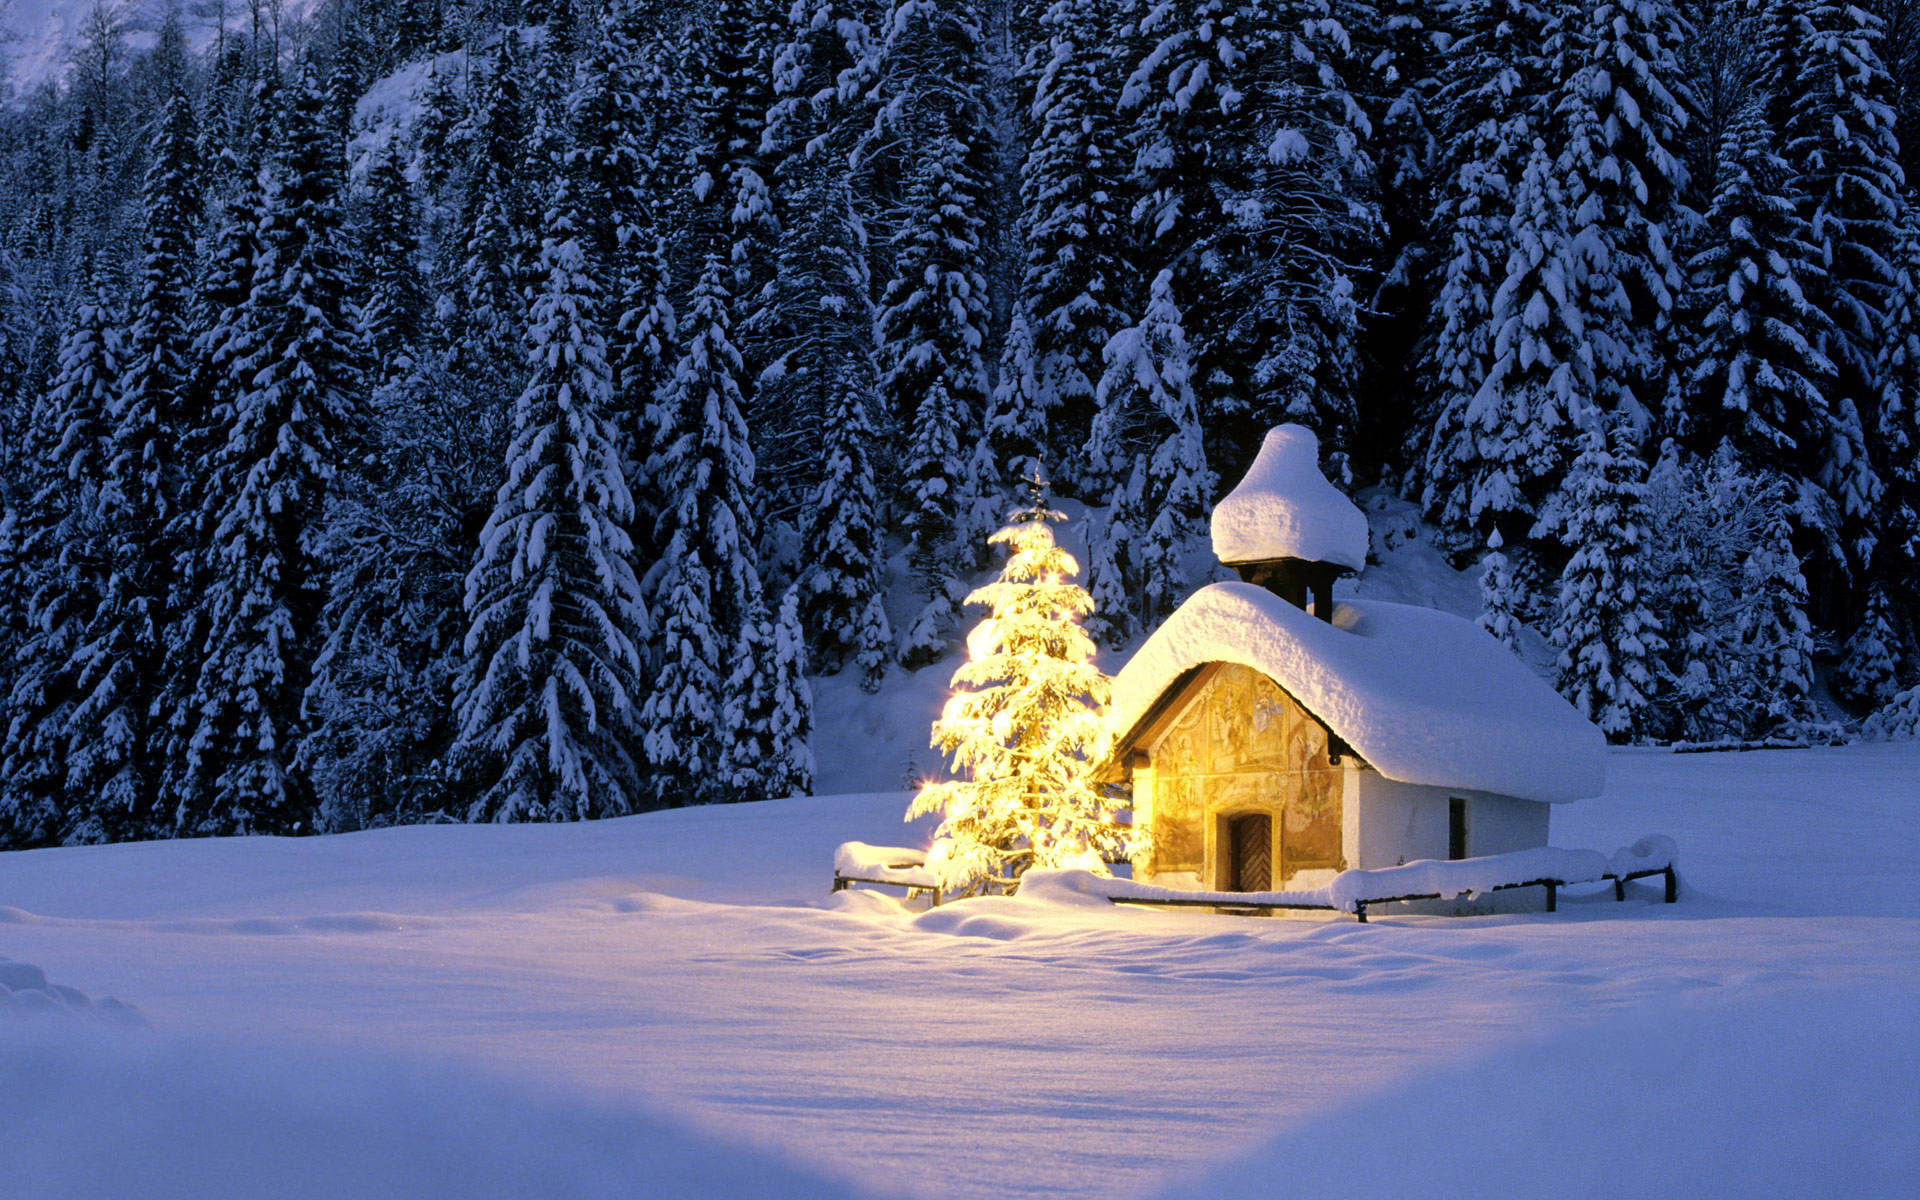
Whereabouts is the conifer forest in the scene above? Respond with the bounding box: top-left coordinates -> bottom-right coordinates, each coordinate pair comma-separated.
0,0 -> 1917,847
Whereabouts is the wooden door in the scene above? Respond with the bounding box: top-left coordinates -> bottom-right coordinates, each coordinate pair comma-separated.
1228,813 -> 1272,892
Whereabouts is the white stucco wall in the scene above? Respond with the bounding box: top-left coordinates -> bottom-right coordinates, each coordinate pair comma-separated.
1348,770 -> 1551,869
1349,772 -> 1446,868
1464,792 -> 1551,857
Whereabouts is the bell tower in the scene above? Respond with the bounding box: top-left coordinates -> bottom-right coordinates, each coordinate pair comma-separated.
1210,426 -> 1369,622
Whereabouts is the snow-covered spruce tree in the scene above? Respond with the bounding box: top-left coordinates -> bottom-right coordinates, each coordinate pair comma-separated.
988,304 -> 1048,490
767,586 -> 816,798
1018,0 -> 1126,488
569,11 -> 680,472
1117,0 -> 1246,313
157,133 -> 265,831
62,90 -> 202,843
1550,422 -> 1667,742
1884,0 -> 1920,191
1553,0 -> 1696,442
314,164 -> 485,830
1862,685 -> 1920,741
1355,0 -> 1446,435
910,482 -> 1133,897
720,585 -> 779,805
753,0 -> 877,522
689,0 -> 780,272
767,162 -> 889,687
1871,217 -> 1920,620
1676,104 -> 1835,503
171,66 -> 359,837
1094,268 -> 1211,628
642,257 -> 763,808
1115,1 -> 1376,480
1758,0 -> 1902,570
1477,529 -> 1521,654
719,582 -> 817,804
1833,584 -> 1903,710
895,374 -> 969,666
870,0 -> 995,664
1640,440 -> 1721,741
312,360 -> 493,831
355,140 -> 429,389
1215,2 -> 1377,475
1734,508 -> 1820,738
454,128 -> 648,824
413,60 -> 468,204
0,283 -> 121,847
1462,139 -> 1593,562
1082,505 -> 1133,650
449,33 -> 535,401
1417,0 -> 1564,545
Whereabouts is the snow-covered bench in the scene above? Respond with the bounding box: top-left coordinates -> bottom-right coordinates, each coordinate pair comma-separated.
1095,839 -> 1678,922
831,842 -> 944,906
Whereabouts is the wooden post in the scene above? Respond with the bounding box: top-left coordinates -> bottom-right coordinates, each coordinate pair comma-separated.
1613,876 -> 1625,902
1130,749 -> 1155,881
1664,866 -> 1677,903
1354,902 -> 1368,923
1545,881 -> 1557,912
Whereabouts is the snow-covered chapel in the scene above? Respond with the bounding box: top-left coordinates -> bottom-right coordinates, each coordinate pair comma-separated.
1104,426 -> 1607,894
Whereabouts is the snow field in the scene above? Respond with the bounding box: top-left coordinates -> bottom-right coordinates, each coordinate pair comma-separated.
2,746 -> 1917,1198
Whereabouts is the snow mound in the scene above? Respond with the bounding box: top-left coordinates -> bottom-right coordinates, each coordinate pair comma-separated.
0,958 -> 139,1024
0,1028 -> 856,1200
1609,833 -> 1678,879
1020,868 -> 1335,910
1211,425 -> 1369,569
1159,987 -> 1920,1200
1109,582 -> 1607,802
1863,686 -> 1920,742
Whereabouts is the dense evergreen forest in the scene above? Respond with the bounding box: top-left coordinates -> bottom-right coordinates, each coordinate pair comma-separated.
0,0 -> 1916,846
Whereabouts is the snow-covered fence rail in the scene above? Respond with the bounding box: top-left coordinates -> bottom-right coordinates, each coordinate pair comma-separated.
1073,840 -> 1678,922
1608,835 -> 1679,903
831,843 -> 944,905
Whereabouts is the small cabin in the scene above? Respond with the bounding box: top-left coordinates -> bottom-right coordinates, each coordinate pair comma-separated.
1105,426 -> 1606,897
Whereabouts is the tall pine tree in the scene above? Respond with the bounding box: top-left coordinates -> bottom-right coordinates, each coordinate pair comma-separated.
642,257 -> 763,807
1551,421 -> 1666,741
172,65 -> 359,836
1759,0 -> 1903,571
64,90 -> 201,841
454,132 -> 647,823
871,0 -> 994,664
0,281 -> 121,846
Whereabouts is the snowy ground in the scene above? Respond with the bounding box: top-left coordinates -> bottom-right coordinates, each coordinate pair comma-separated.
4,744 -> 1917,1197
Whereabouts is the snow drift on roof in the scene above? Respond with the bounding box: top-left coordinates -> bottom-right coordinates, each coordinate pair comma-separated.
1211,425 -> 1369,569
1109,582 -> 1607,802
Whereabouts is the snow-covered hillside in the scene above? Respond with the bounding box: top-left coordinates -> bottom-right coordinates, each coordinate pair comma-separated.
4,744 -> 1917,1198
1,0 -> 324,94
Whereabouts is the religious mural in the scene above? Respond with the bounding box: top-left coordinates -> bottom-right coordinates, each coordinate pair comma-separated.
1148,664 -> 1343,883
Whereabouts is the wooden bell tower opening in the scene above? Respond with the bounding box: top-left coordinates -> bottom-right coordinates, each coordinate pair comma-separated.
1230,557 -> 1344,623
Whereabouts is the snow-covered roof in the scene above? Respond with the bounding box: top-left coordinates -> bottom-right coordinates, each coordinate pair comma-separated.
1211,426 -> 1369,570
1109,583 -> 1607,803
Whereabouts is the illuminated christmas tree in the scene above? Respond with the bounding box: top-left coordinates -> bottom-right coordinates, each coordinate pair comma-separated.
909,476 -> 1135,896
